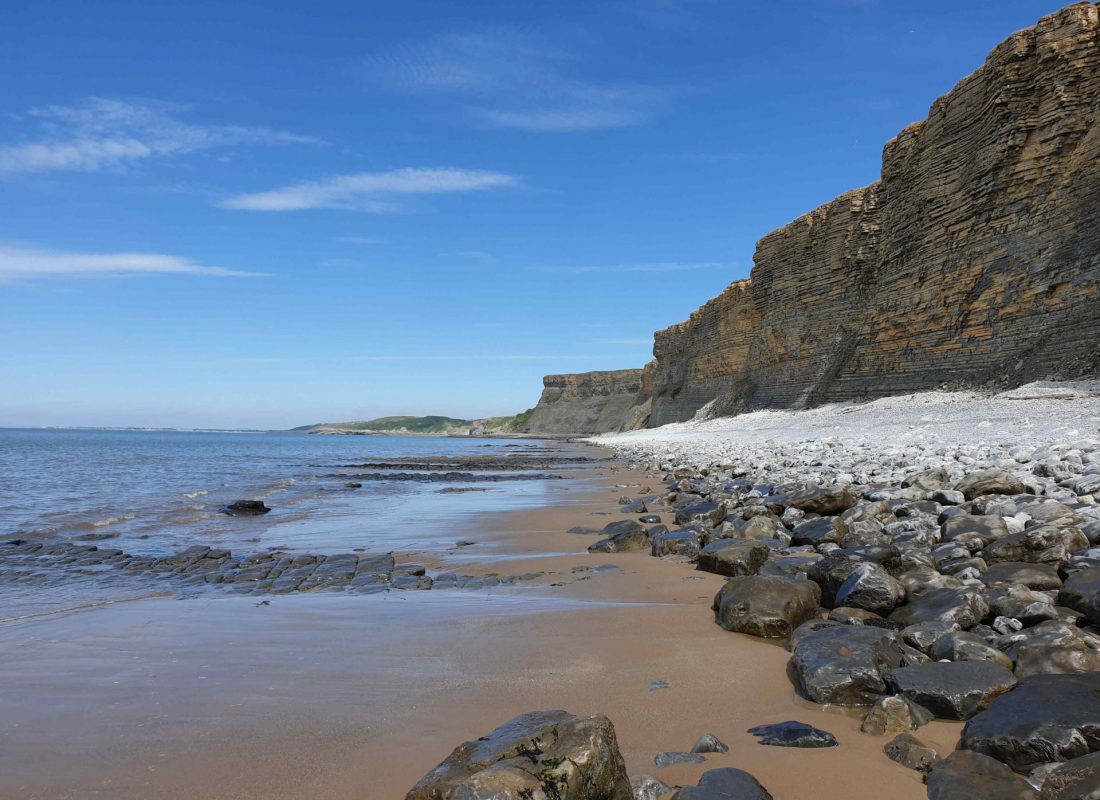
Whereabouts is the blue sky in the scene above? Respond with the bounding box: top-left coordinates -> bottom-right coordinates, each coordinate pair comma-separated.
0,0 -> 1070,429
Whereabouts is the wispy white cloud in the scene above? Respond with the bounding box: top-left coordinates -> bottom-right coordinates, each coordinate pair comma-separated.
341,354 -> 586,362
221,167 -> 517,212
0,243 -> 265,281
532,261 -> 728,274
371,31 -> 664,132
0,97 -> 316,173
594,337 -> 653,345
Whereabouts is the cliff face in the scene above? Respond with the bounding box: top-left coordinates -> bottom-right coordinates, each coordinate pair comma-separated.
526,3 -> 1100,435
519,370 -> 649,435
649,2 -> 1100,424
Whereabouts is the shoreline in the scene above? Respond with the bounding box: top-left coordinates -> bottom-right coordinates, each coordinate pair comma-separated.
1,446 -> 949,800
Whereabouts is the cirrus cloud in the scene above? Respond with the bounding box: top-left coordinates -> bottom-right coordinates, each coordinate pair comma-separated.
0,97 -> 317,173
370,30 -> 666,133
0,243 -> 266,281
220,167 -> 518,212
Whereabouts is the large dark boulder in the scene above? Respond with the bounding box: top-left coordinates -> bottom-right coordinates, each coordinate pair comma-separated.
651,529 -> 702,559
929,631 -> 1014,671
807,556 -> 864,608
1014,638 -> 1100,679
981,561 -> 1062,590
697,539 -> 769,578
675,501 -> 727,528
671,768 -> 773,800
925,751 -> 1039,800
1058,569 -> 1100,626
889,586 -> 990,630
784,484 -> 860,515
588,520 -> 651,553
986,585 -> 1059,626
791,516 -> 842,546
903,467 -> 951,493
833,562 -> 906,615
404,710 -> 632,800
886,661 -> 1017,720
790,625 -> 916,706
942,515 -> 1010,548
962,673 -> 1100,773
955,470 -> 1028,501
712,575 -> 821,638
983,525 -> 1089,567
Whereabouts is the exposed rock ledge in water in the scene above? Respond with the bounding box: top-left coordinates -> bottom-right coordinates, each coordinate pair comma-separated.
0,540 -> 544,596
320,471 -> 564,482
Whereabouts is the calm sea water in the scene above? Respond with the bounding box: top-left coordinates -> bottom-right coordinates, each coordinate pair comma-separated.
0,428 -> 587,557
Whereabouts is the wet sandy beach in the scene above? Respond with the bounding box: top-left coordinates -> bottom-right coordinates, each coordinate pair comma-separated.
0,453 -> 959,799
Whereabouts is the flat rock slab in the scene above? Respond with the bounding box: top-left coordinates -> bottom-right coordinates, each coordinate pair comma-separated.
925,751 -> 1038,800
747,721 -> 837,748
886,661 -> 1017,720
654,752 -> 705,768
671,768 -> 773,800
962,673 -> 1100,773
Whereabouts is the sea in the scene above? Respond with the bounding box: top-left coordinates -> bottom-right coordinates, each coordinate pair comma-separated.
0,428 -> 594,618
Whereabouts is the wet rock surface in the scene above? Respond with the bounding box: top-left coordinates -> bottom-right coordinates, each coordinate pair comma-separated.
325,470 -> 565,482
1039,751 -> 1100,800
690,734 -> 729,754
886,660 -> 1017,720
747,721 -> 837,748
925,751 -> 1040,800
712,575 -> 821,638
962,673 -> 1100,773
222,499 -> 270,516
404,709 -> 632,800
670,768 -> 773,800
883,733 -> 939,772
790,624 -> 914,706
860,695 -> 933,735
0,539 -> 544,597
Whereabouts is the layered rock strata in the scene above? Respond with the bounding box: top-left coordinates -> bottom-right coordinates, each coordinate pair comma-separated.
649,2 -> 1100,424
520,369 -> 650,435
529,4 -> 1100,434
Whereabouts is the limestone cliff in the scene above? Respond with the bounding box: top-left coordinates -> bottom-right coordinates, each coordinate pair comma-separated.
650,2 -> 1100,424
527,3 -> 1100,434
518,370 -> 649,436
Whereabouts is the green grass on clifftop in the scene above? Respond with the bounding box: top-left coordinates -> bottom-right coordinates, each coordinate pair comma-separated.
292,410 -> 537,435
